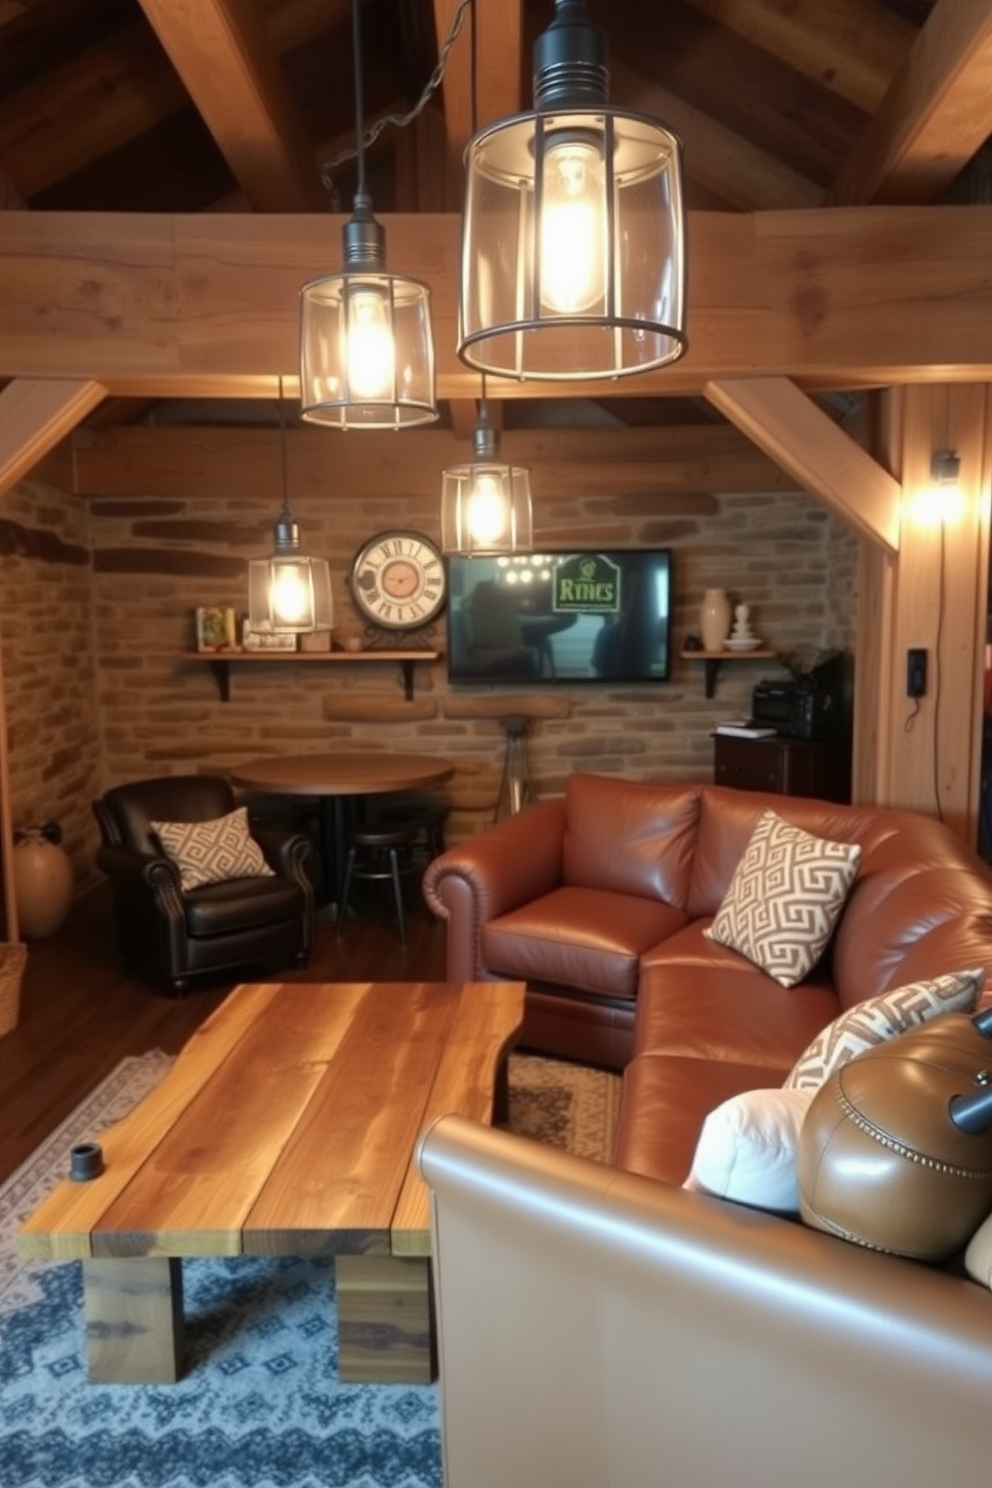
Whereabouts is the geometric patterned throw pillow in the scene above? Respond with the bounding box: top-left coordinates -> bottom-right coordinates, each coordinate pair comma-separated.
151,806 -> 274,892
783,967 -> 986,1090
704,809 -> 861,988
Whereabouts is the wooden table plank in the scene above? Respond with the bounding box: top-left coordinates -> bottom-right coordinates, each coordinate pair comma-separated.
17,982 -> 287,1261
242,982 -> 460,1254
391,982 -> 526,1256
91,982 -> 371,1257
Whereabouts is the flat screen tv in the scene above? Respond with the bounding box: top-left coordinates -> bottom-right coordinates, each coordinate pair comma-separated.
446,550 -> 673,686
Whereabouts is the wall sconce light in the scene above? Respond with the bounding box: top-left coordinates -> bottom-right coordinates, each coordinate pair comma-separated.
440,399 -> 533,554
298,0 -> 437,429
248,383 -> 334,634
913,448 -> 963,526
458,0 -> 688,382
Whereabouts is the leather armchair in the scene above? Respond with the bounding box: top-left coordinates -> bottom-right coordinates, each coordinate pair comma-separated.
93,774 -> 313,995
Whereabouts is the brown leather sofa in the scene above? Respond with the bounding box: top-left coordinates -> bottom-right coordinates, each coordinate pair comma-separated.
423,772 -> 992,1184
418,774 -> 992,1486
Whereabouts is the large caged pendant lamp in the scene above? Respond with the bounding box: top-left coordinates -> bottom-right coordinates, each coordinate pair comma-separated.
299,0 -> 438,429
458,0 -> 688,382
248,381 -> 334,634
440,395 -> 533,555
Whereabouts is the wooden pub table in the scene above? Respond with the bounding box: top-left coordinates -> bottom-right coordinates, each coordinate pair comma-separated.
17,979 -> 525,1386
229,752 -> 455,906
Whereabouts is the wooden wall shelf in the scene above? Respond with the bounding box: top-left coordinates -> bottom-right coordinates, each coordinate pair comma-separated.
180,650 -> 440,703
679,647 -> 776,698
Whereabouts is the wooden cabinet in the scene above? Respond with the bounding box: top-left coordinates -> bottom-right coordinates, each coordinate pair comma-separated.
713,734 -> 852,804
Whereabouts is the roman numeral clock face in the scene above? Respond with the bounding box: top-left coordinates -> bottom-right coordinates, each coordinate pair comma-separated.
349,530 -> 447,632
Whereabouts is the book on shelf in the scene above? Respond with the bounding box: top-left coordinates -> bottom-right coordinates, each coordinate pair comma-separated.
714,721 -> 779,739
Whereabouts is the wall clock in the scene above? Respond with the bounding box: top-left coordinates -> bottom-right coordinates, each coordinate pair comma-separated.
349,530 -> 447,632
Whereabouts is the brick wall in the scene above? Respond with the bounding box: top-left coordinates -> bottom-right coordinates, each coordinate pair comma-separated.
1,470 -> 858,888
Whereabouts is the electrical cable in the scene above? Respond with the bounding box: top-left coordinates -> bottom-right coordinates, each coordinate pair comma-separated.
321,0 -> 474,201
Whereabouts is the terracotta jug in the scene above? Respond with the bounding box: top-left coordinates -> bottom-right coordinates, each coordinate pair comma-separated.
13,829 -> 75,939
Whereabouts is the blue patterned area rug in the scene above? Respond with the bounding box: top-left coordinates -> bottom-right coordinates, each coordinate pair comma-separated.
0,1050 -> 620,1488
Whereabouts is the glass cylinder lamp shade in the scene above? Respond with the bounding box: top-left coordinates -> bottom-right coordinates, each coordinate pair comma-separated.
459,108 -> 687,381
440,462 -> 533,556
299,270 -> 437,429
248,506 -> 334,634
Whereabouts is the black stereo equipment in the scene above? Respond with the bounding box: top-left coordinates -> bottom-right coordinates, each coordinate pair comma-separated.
751,651 -> 847,741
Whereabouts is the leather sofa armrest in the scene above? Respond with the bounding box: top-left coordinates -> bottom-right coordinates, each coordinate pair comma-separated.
422,798 -> 566,981
418,1115 -> 992,1488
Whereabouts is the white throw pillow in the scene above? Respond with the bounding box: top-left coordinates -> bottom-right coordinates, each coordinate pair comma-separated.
152,806 -> 274,892
704,809 -> 861,988
783,968 -> 985,1091
965,1207 -> 992,1289
684,1087 -> 816,1214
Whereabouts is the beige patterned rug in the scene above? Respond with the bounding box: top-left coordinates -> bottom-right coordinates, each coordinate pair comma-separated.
506,1052 -> 621,1162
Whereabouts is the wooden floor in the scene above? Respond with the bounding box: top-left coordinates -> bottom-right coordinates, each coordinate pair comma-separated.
0,881 -> 448,1184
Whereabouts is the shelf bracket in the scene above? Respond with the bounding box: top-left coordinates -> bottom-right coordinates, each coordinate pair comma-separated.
703,658 -> 721,699
208,659 -> 231,702
399,660 -> 415,701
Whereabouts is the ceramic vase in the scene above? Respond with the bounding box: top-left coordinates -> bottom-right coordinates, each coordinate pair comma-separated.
13,831 -> 75,939
699,589 -> 731,652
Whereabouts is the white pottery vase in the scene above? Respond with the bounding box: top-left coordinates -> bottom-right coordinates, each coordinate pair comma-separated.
699,589 -> 731,652
13,831 -> 75,939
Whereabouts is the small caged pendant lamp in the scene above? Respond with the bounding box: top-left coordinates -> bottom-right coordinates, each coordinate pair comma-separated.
440,395 -> 533,555
248,381 -> 334,634
298,0 -> 438,429
458,0 -> 688,383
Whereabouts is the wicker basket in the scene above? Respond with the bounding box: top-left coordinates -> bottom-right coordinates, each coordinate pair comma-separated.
0,941 -> 27,1036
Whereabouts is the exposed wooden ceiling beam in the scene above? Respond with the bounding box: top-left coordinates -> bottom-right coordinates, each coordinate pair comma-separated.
682,0 -> 915,114
0,379 -> 105,498
614,61 -> 823,211
69,423 -> 796,500
705,376 -> 901,553
828,0 -> 992,205
432,0 -> 523,184
134,0 -> 327,212
2,207 -> 992,397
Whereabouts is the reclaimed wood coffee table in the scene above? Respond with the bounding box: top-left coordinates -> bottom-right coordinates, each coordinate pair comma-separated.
17,978 -> 525,1386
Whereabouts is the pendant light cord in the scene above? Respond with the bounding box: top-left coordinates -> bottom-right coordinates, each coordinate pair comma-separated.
351,0 -> 367,202
278,374 -> 290,514
322,0 -> 473,199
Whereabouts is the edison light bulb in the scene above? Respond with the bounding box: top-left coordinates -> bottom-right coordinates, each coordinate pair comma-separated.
345,288 -> 394,400
539,137 -> 607,314
271,562 -> 310,626
467,473 -> 507,547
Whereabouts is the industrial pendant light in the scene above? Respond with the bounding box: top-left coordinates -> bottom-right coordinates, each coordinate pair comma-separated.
298,0 -> 438,429
458,0 -> 688,382
248,381 -> 334,634
440,392 -> 533,555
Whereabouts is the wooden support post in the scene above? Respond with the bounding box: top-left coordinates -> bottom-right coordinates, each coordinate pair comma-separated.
335,1254 -> 434,1384
82,1257 -> 184,1384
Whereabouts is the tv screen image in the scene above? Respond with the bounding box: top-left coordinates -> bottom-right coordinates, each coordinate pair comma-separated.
446,550 -> 673,686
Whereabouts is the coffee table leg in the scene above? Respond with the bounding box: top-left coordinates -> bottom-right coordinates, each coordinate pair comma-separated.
82,1257 -> 184,1384
336,1255 -> 434,1384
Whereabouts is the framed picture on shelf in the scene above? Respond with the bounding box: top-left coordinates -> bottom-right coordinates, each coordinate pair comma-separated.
195,606 -> 236,651
241,617 -> 297,652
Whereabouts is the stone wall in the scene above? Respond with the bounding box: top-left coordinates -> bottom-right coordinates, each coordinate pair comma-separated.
0,479 -> 102,886
1,467 -> 858,889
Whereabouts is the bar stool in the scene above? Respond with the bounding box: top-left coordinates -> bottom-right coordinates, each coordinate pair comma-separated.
366,790 -> 449,865
336,824 -> 421,942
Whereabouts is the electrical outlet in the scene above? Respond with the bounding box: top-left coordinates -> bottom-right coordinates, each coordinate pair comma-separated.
907,647 -> 928,699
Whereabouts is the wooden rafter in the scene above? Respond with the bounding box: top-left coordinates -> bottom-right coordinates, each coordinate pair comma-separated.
135,0 -> 327,212
829,0 -> 992,204
0,380 -> 106,499
705,377 -> 901,553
